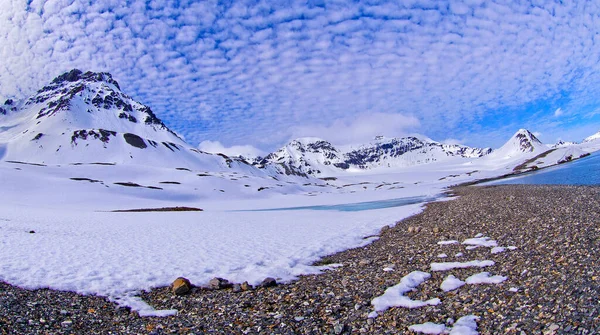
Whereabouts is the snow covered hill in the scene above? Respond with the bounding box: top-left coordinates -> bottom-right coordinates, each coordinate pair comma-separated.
0,69 -> 249,171
485,129 -> 548,160
583,130 -> 600,142
255,135 -> 492,176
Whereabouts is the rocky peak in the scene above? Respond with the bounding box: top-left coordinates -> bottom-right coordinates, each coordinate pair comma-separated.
513,129 -> 542,152
50,69 -> 121,90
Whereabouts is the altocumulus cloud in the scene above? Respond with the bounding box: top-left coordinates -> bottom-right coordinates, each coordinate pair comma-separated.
1,0 -> 600,150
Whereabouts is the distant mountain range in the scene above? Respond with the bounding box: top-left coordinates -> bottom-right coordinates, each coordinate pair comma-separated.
252,136 -> 492,176
1,69 -> 598,178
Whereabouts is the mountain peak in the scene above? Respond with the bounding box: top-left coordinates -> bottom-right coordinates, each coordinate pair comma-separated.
50,69 -> 121,90
512,129 -> 542,152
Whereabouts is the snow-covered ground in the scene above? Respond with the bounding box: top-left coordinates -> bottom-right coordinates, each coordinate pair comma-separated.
1,134 -> 599,316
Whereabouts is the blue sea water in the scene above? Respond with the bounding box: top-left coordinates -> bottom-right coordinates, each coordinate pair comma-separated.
486,151 -> 600,186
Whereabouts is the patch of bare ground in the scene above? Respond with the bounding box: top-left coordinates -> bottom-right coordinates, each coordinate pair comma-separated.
111,206 -> 203,212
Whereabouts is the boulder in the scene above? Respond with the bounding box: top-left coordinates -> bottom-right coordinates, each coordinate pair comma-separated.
260,277 -> 277,288
171,277 -> 192,295
208,277 -> 232,290
240,281 -> 252,291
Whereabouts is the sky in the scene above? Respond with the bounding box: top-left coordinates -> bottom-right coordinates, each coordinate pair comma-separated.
1,0 -> 600,155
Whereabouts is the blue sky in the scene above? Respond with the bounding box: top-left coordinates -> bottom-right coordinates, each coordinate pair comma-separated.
1,0 -> 600,156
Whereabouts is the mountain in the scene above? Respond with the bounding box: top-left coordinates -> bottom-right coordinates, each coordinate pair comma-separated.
256,135 -> 492,176
583,130 -> 600,142
486,129 -> 548,160
0,69 -> 247,171
551,140 -> 577,148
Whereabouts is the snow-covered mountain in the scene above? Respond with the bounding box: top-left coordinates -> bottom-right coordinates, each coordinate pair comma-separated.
255,135 -> 492,176
0,69 -> 251,171
583,130 -> 600,142
485,129 -> 548,160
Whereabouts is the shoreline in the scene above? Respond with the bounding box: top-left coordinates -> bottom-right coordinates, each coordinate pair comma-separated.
1,184 -> 599,334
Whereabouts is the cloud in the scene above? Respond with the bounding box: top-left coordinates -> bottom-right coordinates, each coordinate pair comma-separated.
554,107 -> 563,117
1,1 -> 600,152
198,140 -> 265,158
289,112 -> 420,146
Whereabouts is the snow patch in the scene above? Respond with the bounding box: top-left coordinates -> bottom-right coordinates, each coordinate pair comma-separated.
440,275 -> 466,292
431,260 -> 495,272
408,322 -> 447,334
437,240 -> 458,245
490,247 -> 506,254
371,271 -> 440,313
465,272 -> 507,285
462,236 -> 497,248
408,315 -> 480,335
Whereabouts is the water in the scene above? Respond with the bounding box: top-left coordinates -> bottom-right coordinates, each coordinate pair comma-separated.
486,151 -> 600,186
247,195 -> 440,212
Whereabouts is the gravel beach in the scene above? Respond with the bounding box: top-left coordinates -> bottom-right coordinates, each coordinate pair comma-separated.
1,184 -> 599,334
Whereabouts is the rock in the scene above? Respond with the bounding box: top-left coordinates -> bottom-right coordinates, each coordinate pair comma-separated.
208,277 -> 232,290
433,227 -> 440,233
260,277 -> 277,288
171,277 -> 192,295
29,230 -> 35,234
333,322 -> 345,334
358,259 -> 372,266
240,281 -> 252,291
232,284 -> 242,293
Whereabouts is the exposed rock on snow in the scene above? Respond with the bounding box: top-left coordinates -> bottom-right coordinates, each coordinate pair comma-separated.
171,277 -> 192,295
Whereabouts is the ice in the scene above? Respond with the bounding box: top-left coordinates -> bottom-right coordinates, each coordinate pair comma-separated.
371,271 -> 440,313
408,322 -> 447,334
440,275 -> 466,292
431,260 -> 495,271
465,272 -> 507,285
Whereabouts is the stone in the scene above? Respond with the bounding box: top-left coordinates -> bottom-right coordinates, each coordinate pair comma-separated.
232,284 -> 242,293
433,227 -> 440,233
240,281 -> 252,291
208,277 -> 232,290
171,277 -> 192,295
260,277 -> 277,288
358,259 -> 372,266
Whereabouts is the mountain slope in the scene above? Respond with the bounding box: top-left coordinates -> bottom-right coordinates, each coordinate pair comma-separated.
0,70 -> 243,171
583,130 -> 600,142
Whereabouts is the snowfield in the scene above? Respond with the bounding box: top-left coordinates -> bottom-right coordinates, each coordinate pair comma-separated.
1,136 -> 599,315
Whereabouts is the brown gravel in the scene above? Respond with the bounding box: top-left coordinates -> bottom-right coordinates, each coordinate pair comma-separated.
1,184 -> 599,334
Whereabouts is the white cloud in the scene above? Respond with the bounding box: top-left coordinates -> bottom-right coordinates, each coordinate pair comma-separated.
289,112 -> 420,146
198,140 -> 265,158
1,1 -> 600,151
554,107 -> 563,117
